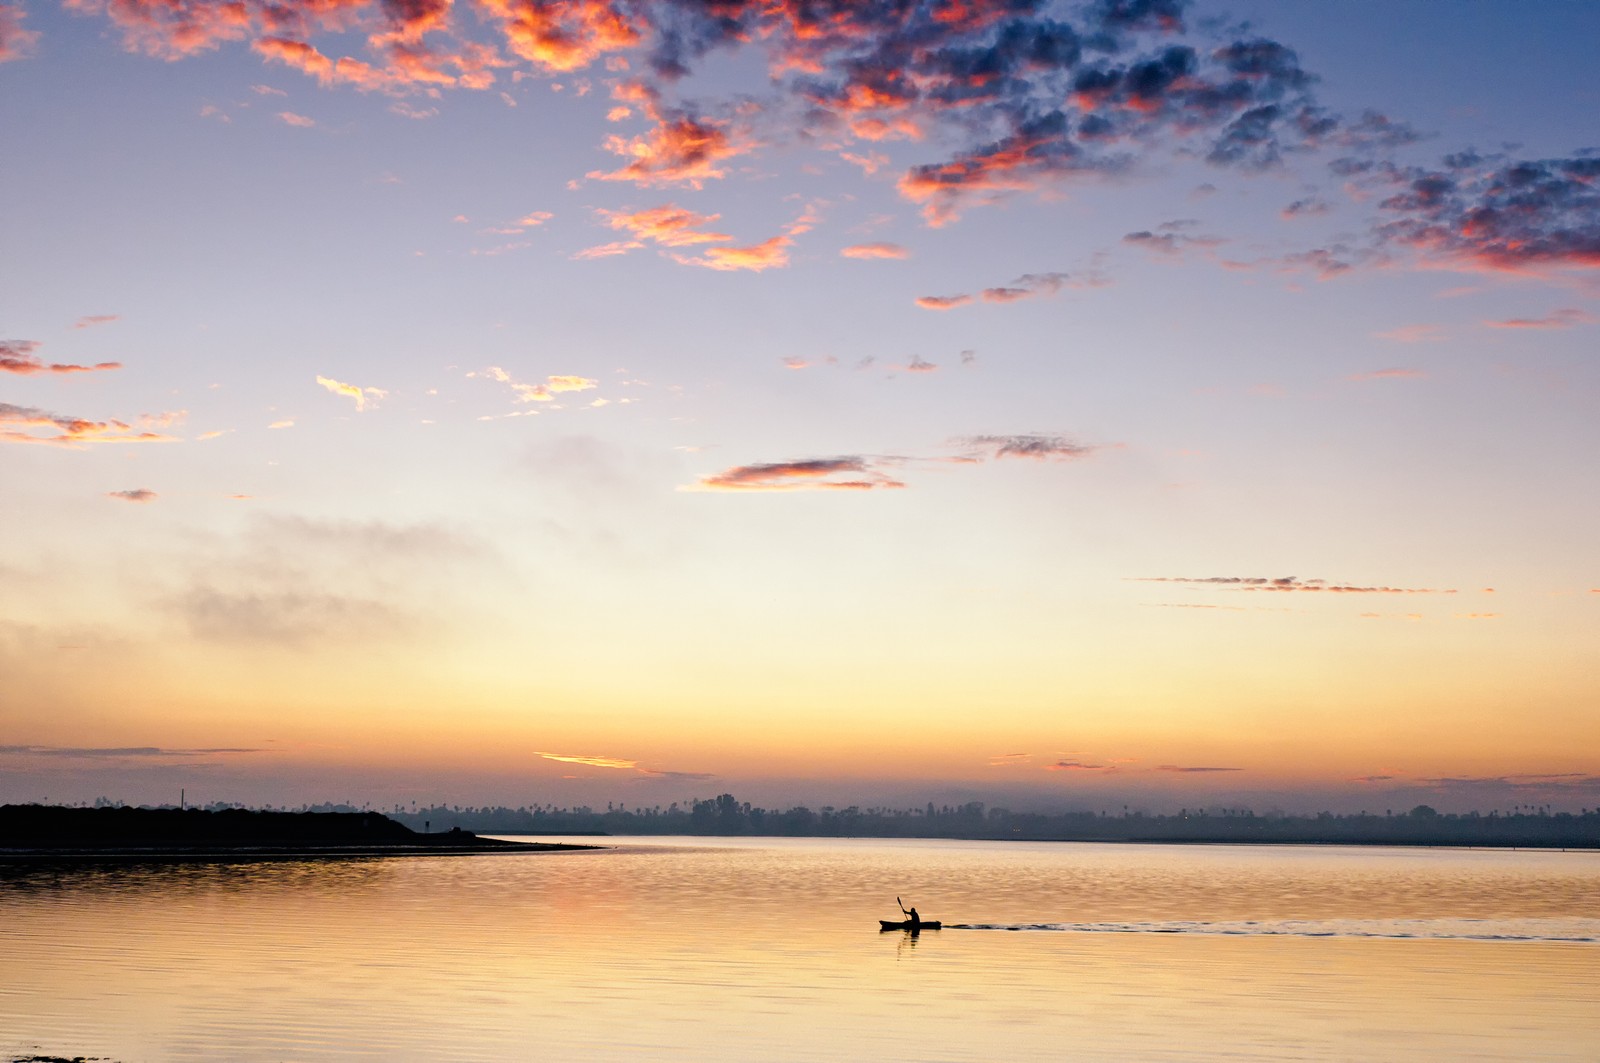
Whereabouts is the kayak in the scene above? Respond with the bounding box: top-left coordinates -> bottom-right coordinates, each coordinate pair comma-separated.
879,919 -> 942,931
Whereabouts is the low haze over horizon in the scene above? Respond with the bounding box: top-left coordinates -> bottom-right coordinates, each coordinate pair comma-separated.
2,0 -> 1597,816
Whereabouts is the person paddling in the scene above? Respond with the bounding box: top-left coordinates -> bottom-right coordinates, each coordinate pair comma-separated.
898,897 -> 921,928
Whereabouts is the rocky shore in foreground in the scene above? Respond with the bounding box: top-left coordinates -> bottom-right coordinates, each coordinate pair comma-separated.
0,804 -> 597,860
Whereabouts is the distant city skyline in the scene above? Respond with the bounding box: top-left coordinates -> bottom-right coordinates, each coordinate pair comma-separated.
2,0 -> 1597,813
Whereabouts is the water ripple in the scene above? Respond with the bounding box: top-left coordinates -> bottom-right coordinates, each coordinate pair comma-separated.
946,918 -> 1600,943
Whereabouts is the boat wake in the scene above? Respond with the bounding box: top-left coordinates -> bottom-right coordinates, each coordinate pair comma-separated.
944,919 -> 1600,944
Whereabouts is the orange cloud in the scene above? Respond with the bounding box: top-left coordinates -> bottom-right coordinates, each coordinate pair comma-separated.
254,36 -> 397,92
915,294 -> 972,310
596,204 -> 729,246
532,750 -> 711,779
65,0 -> 253,59
1,339 -> 121,376
896,115 -> 1077,226
534,750 -> 637,770
277,109 -> 317,127
478,0 -> 639,73
588,109 -> 746,188
1,401 -> 181,447
841,242 -> 909,260
671,235 -> 790,272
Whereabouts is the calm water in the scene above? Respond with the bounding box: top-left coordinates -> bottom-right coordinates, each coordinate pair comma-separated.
2,837 -> 1597,1061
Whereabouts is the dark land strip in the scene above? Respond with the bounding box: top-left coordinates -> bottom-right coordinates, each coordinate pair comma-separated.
0,805 -> 600,862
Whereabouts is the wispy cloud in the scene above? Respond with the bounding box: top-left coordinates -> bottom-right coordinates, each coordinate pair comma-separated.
72,314 -> 120,329
473,366 -> 599,404
1373,323 -> 1446,343
840,242 -> 909,260
316,375 -> 387,411
532,750 -> 711,780
960,435 -> 1096,461
919,270 -> 1097,311
0,745 -> 263,759
1,402 -> 181,447
1483,308 -> 1595,330
915,294 -> 972,311
1157,764 -> 1243,773
276,110 -> 317,127
572,240 -> 640,260
1347,368 -> 1426,383
1,339 -> 121,376
0,2 -> 40,62
597,203 -> 729,247
983,271 -> 1079,303
1281,197 -> 1330,219
1123,229 -> 1224,258
108,488 -> 159,503
534,751 -> 638,770
684,457 -> 907,493
685,433 -> 1103,493
671,234 -> 791,272
172,514 -> 488,646
1134,576 -> 1457,594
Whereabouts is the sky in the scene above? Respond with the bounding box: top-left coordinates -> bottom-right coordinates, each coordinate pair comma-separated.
2,0 -> 1597,815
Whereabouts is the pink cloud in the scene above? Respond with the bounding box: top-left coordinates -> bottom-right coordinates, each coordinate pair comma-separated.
840,242 -> 909,260
572,240 -> 641,259
0,2 -> 39,62
0,340 -> 121,376
1483,308 -> 1595,330
915,294 -> 972,311
1346,368 -> 1426,382
1373,323 -> 1445,343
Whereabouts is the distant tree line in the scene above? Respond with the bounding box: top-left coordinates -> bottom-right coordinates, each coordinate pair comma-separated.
367,794 -> 1600,848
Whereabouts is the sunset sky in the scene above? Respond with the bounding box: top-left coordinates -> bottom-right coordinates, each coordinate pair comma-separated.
3,0 -> 1597,814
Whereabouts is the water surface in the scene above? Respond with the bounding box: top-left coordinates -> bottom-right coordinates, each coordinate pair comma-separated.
3,838 -> 1596,1061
